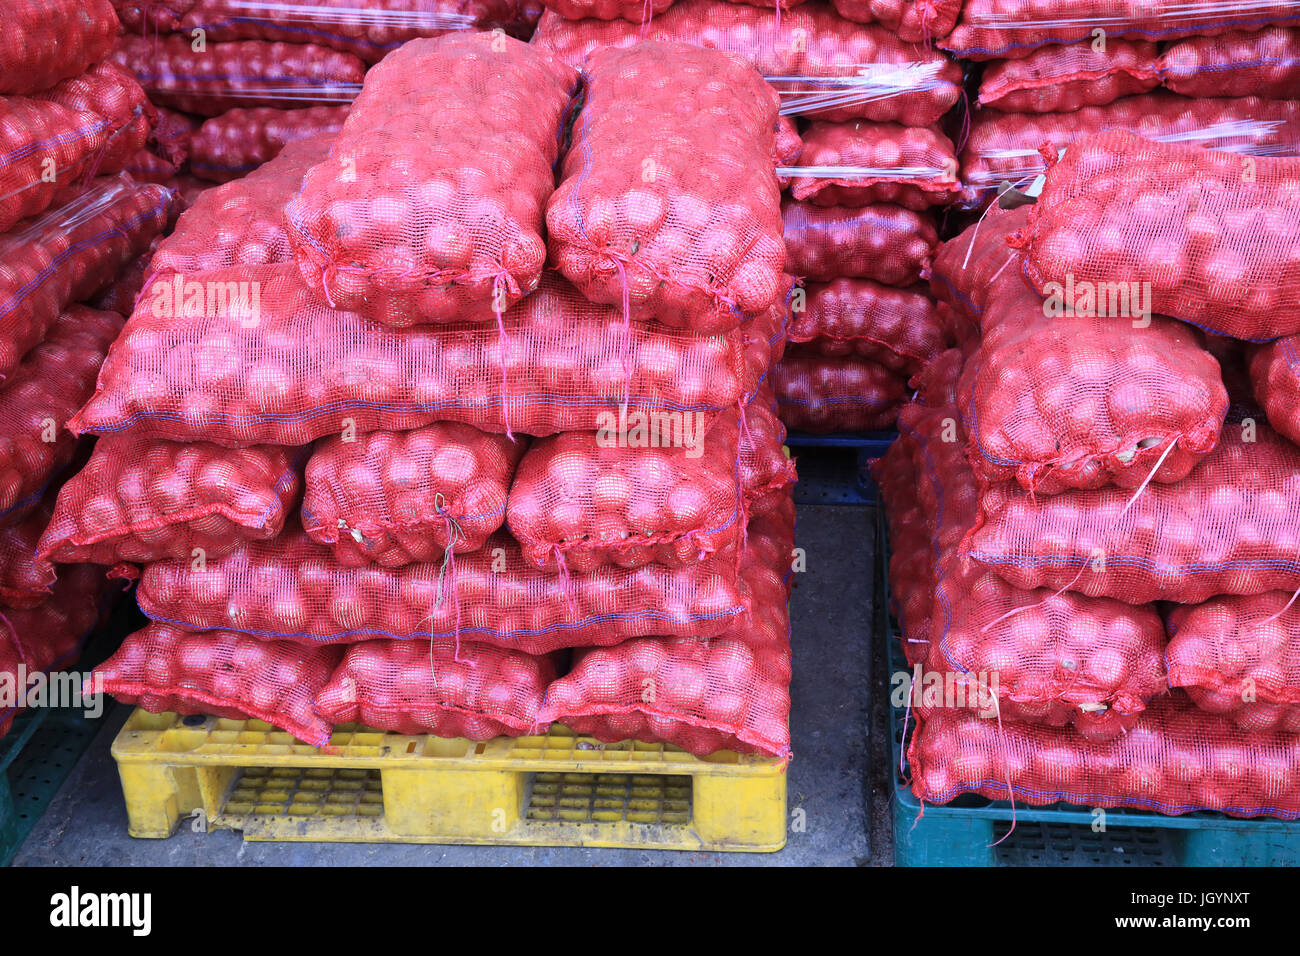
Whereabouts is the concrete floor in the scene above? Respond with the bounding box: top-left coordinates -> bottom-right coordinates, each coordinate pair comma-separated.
14,497 -> 893,867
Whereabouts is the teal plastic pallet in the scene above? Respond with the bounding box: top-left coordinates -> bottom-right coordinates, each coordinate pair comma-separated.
875,506 -> 1300,867
0,703 -> 109,865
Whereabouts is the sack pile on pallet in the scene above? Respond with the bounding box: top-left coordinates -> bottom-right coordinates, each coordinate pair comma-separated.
880,126 -> 1300,818
105,0 -> 542,205
0,0 -> 185,737
954,1 -> 1300,207
532,0 -> 967,435
57,34 -> 797,758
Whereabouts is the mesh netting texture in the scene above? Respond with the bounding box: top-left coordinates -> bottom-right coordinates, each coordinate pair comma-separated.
788,121 -> 961,211
532,0 -> 962,123
0,177 -> 174,382
301,422 -> 523,566
284,33 -> 576,327
942,0 -> 1300,60
0,0 -> 119,95
1018,130 -> 1300,340
828,0 -> 962,41
547,42 -> 784,332
189,105 -> 348,183
0,306 -> 124,527
92,623 -> 342,745
538,499 -> 794,756
774,350 -> 908,433
38,438 -> 302,568
109,34 -> 365,116
135,521 -> 762,653
36,60 -> 156,175
149,134 -> 335,279
789,279 -> 945,374
968,421 -> 1300,605
960,94 -> 1300,204
0,565 -> 111,737
314,640 -> 557,737
1168,593 -> 1300,733
70,264 -> 785,445
898,401 -> 1168,741
1160,26 -> 1300,99
977,39 -> 1160,113
1250,335 -> 1300,446
115,0 -> 536,63
783,199 -> 937,286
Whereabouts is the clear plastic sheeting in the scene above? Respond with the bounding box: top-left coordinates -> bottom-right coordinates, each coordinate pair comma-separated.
532,0 -> 962,123
960,93 -> 1300,204
943,0 -> 1300,61
109,35 -> 365,115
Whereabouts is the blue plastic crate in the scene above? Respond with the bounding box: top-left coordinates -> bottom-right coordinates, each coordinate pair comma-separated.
875,507 -> 1300,867
788,430 -> 895,506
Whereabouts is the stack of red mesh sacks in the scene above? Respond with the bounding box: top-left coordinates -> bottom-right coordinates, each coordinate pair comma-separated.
106,1 -> 543,203
534,0 -> 965,435
880,131 -> 1300,819
0,1 -> 183,735
951,2 -> 1300,208
67,35 -> 797,760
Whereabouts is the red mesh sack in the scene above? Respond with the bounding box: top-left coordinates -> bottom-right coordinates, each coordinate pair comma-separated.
872,436 -> 934,664
0,305 -> 124,528
788,121 -> 961,211
149,135 -> 333,280
0,503 -> 56,609
0,177 -> 173,383
189,105 -> 348,183
506,410 -> 745,572
36,61 -> 155,175
532,0 -> 962,124
1161,27 -> 1300,99
1168,593 -> 1300,733
165,174 -> 217,211
109,35 -> 365,117
901,401 -> 1167,740
961,94 -> 1300,205
0,0 -> 119,96
0,97 -> 114,237
910,695 -> 1300,818
548,43 -> 784,332
1018,130 -> 1300,341
284,35 -> 574,328
1250,335 -> 1300,446
928,203 -> 1029,320
738,385 -> 798,518
0,565 -> 110,737
789,279 -> 944,374
71,264 -> 782,446
301,423 -> 524,567
967,421 -> 1300,605
829,0 -> 961,41
961,281 -> 1228,495
136,524 -> 750,651
313,640 -> 555,737
910,345 -> 971,407
978,39 -> 1160,113
783,199 -> 936,286
122,149 -> 179,185
539,513 -> 793,756
90,248 -> 154,317
774,351 -> 908,433
37,438 -> 301,568
942,0 -> 1300,61
149,107 -> 200,166
92,623 -> 341,745
543,0 -> 673,19
161,0 -> 533,63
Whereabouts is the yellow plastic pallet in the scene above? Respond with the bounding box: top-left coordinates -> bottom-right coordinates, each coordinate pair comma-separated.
111,710 -> 788,852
